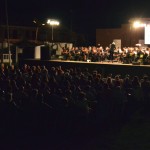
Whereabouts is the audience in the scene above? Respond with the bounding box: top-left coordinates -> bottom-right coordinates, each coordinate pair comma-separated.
0,63 -> 149,138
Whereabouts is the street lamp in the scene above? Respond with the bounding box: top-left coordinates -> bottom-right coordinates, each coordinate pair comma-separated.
5,0 -> 11,66
47,19 -> 60,42
33,19 -> 45,43
133,21 -> 146,28
129,19 -> 146,46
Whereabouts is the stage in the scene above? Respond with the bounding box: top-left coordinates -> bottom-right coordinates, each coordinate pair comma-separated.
20,59 -> 150,77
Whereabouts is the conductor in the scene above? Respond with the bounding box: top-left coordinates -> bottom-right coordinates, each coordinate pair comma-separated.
109,42 -> 116,62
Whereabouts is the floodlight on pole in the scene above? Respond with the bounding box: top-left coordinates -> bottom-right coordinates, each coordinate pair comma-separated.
133,21 -> 146,28
47,19 -> 60,42
129,18 -> 150,45
33,19 -> 45,43
5,0 -> 11,66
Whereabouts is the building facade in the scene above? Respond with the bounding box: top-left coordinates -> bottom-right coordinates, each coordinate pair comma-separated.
0,24 -> 74,63
96,23 -> 145,49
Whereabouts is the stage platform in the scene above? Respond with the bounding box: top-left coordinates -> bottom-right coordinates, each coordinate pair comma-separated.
20,59 -> 150,77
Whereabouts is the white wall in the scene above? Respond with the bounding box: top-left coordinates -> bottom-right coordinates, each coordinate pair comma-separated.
34,46 -> 41,59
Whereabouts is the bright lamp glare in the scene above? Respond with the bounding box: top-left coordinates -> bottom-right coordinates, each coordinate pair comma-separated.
133,21 -> 146,28
133,21 -> 141,28
47,19 -> 59,26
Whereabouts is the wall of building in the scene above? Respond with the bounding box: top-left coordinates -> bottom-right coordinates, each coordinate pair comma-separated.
96,24 -> 145,48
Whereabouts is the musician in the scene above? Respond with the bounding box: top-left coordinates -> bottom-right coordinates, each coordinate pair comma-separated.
123,47 -> 133,63
84,47 -> 89,61
91,46 -> 98,62
132,48 -> 138,62
104,47 -> 110,61
74,47 -> 81,61
109,42 -> 116,62
69,47 -> 76,60
143,48 -> 149,64
81,47 -> 88,61
97,46 -> 104,62
117,47 -> 123,62
61,47 -> 69,60
136,48 -> 144,62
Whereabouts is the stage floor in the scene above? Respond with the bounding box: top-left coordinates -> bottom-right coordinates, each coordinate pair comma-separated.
49,59 -> 150,67
21,59 -> 150,77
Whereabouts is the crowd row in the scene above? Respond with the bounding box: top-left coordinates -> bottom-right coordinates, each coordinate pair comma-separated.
0,63 -> 149,140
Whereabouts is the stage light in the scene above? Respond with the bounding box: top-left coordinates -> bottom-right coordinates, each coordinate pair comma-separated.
133,21 -> 146,28
133,21 -> 141,28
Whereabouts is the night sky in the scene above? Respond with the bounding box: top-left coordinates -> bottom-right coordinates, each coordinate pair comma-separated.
1,0 -> 150,44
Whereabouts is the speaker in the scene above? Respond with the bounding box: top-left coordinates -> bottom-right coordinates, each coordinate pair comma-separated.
41,46 -> 51,60
23,47 -> 35,59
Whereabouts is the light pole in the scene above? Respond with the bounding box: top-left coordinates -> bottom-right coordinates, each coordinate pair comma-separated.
33,19 -> 45,43
5,0 -> 11,66
47,19 -> 60,42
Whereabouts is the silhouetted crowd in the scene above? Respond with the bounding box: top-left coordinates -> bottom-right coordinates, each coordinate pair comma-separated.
0,63 -> 150,148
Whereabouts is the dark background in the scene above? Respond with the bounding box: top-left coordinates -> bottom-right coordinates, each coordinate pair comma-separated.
1,0 -> 150,45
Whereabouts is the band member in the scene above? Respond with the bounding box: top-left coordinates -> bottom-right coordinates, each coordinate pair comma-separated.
136,47 -> 144,62
91,46 -> 97,62
74,47 -> 81,61
97,46 -> 104,62
61,47 -> 69,60
69,47 -> 76,60
109,42 -> 116,62
142,48 -> 149,64
81,47 -> 87,61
